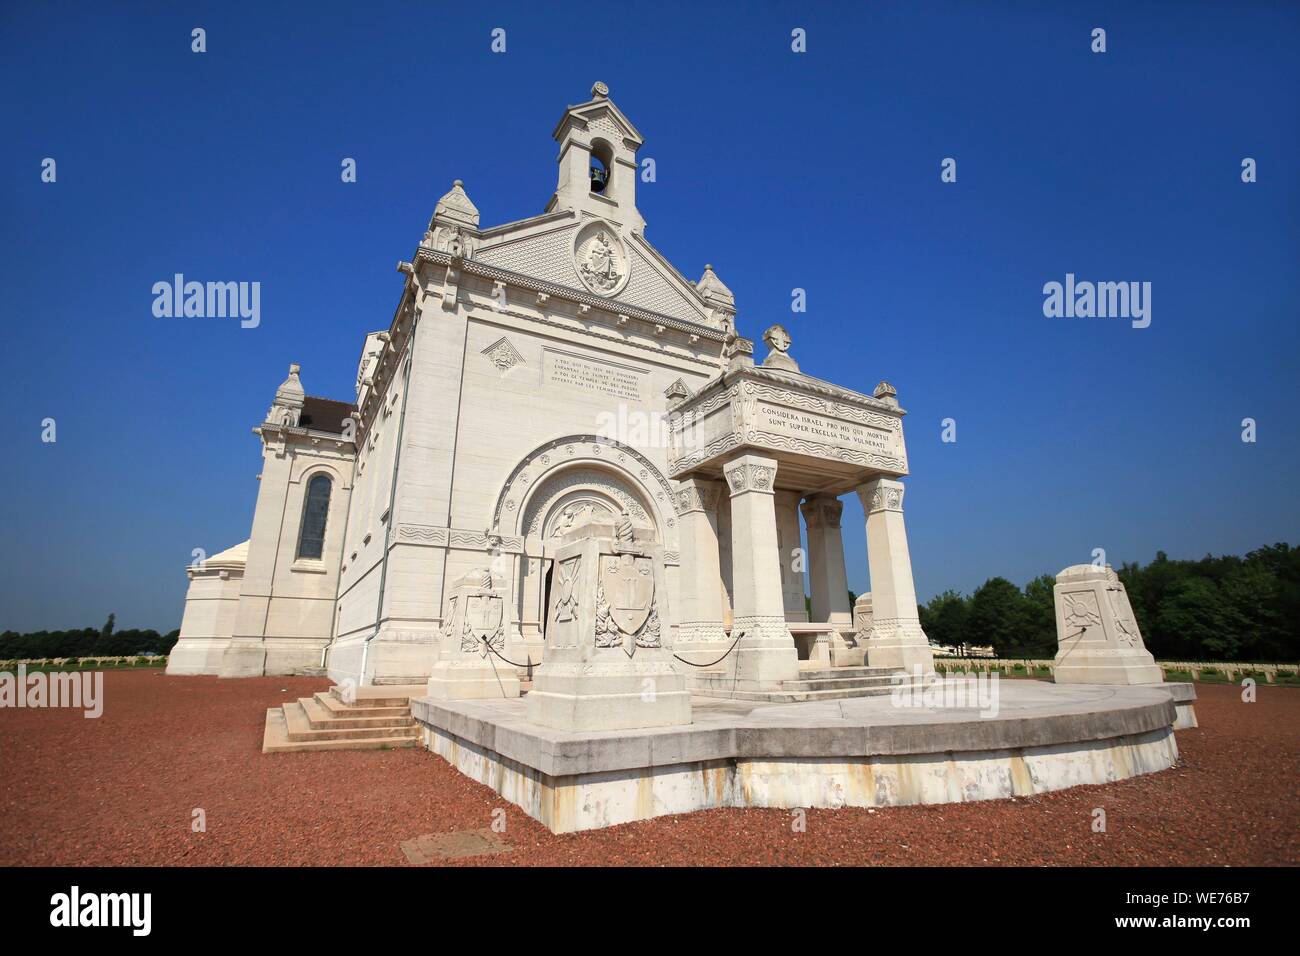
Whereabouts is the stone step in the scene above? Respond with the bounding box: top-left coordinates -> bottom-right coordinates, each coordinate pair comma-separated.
299,697 -> 414,731
705,686 -> 894,703
312,691 -> 410,720
283,701 -> 418,743
326,685 -> 420,709
778,676 -> 901,692
261,708 -> 418,754
796,666 -> 899,680
712,681 -> 930,703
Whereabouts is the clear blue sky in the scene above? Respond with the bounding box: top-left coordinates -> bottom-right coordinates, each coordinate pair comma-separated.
2,1 -> 1297,632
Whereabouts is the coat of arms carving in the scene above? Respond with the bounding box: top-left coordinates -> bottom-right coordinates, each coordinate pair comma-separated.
594,552 -> 659,656
461,591 -> 505,657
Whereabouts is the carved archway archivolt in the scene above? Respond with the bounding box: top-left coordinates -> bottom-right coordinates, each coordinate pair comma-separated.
492,435 -> 678,556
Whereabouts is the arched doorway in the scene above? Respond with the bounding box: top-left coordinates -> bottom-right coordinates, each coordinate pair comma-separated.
490,435 -> 681,666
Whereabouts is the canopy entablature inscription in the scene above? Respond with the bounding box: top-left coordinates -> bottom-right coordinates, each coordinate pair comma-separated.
667,367 -> 909,496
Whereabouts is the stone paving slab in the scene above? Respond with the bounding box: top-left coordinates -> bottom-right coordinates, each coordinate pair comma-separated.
410,680 -> 1177,778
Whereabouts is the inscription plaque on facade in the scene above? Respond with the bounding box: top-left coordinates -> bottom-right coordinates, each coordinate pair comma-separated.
755,403 -> 895,457
543,349 -> 644,402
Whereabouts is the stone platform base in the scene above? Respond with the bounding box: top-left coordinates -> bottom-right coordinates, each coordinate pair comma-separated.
1160,681 -> 1199,729
689,663 -> 928,702
411,681 -> 1182,833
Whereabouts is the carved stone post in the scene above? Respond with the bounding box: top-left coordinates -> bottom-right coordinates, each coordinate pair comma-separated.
723,455 -> 799,687
672,477 -> 729,664
856,478 -> 934,674
1052,564 -> 1162,684
425,568 -> 521,699
526,515 -> 690,732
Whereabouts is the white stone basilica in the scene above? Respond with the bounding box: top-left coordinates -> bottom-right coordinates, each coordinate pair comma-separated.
168,83 -> 936,693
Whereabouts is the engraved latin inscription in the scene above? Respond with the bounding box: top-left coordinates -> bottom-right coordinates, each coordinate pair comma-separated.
755,402 -> 893,455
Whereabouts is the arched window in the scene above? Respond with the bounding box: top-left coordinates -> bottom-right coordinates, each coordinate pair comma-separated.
296,474 -> 332,560
589,138 -> 613,195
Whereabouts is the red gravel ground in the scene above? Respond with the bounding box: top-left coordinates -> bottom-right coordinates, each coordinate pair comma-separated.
1,671 -> 1296,866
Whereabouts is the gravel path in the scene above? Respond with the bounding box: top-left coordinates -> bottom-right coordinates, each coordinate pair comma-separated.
1,671 -> 1295,866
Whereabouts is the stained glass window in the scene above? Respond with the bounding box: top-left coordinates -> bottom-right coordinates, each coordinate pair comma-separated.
297,474 -> 331,560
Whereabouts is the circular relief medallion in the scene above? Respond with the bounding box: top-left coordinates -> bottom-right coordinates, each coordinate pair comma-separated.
572,220 -> 630,297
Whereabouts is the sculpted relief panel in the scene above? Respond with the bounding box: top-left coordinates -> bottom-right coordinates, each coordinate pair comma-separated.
572,220 -> 630,297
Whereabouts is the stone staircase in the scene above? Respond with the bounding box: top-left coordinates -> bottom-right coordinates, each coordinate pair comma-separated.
692,665 -> 930,702
262,684 -> 425,753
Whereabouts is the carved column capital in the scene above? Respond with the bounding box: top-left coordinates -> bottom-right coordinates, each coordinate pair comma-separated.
857,477 -> 905,515
800,495 -> 844,529
673,477 -> 723,516
723,454 -> 777,496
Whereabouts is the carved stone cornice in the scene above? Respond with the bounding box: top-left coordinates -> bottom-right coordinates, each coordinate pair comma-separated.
718,365 -> 906,417
415,247 -> 728,342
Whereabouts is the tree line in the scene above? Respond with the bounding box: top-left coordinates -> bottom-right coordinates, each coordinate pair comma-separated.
918,543 -> 1299,663
0,614 -> 179,661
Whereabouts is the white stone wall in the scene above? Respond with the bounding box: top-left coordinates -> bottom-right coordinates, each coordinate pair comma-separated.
327,259 -> 722,685
166,563 -> 243,675
221,435 -> 354,676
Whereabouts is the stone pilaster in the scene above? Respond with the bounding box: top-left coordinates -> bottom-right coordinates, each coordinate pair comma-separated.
722,455 -> 799,687
801,495 -> 852,626
672,478 -> 730,663
856,478 -> 934,674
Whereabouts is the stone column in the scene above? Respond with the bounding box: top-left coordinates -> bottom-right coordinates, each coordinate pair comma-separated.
801,495 -> 852,626
856,478 -> 934,674
774,490 -> 807,622
672,477 -> 729,663
723,455 -> 799,687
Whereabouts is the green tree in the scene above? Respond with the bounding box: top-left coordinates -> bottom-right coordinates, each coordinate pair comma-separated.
920,590 -> 970,654
1156,577 -> 1237,660
1020,574 -> 1058,657
966,577 -> 1028,657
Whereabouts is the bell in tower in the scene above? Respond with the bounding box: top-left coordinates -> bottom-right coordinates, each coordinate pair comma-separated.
546,81 -> 646,235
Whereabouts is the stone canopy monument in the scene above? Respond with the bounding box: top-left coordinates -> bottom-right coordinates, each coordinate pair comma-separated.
168,81 -> 936,695
171,82 -> 1194,837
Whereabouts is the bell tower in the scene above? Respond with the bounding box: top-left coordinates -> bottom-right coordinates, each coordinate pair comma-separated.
547,81 -> 646,235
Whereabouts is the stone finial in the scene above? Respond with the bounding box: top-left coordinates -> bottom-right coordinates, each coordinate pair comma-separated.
761,324 -> 799,372
696,263 -> 735,310
873,381 -> 899,407
267,363 -> 305,427
664,378 -> 691,408
276,364 -> 305,401
722,331 -> 755,372
615,511 -> 635,548
433,179 -> 480,228
591,80 -> 609,99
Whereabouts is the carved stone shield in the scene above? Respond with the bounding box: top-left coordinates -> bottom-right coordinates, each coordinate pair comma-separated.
462,593 -> 504,655
602,553 -> 654,637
